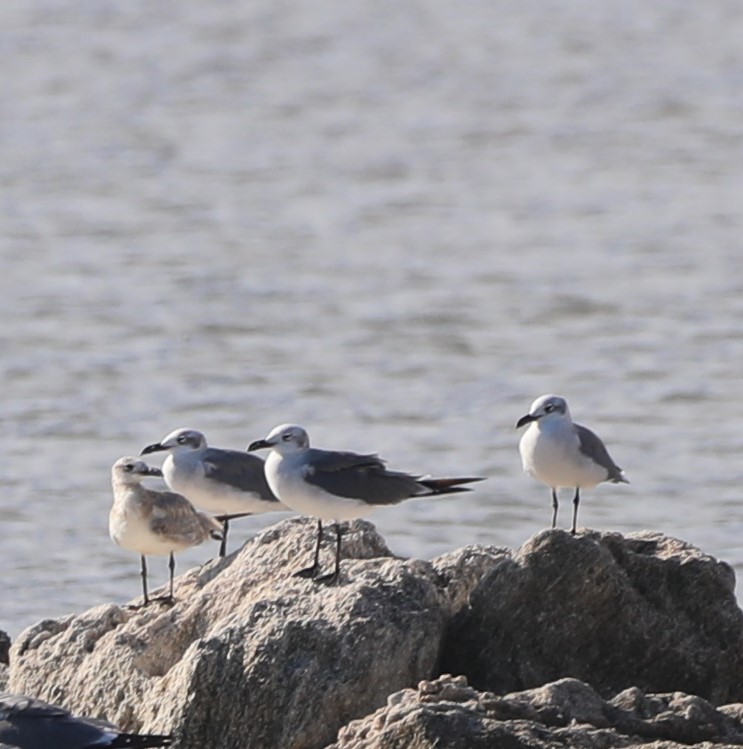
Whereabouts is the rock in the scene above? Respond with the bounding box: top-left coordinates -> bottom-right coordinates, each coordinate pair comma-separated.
429,544 -> 511,614
8,517 -> 461,749
0,665 -> 7,692
441,529 -> 743,704
8,523 -> 743,749
329,673 -> 743,749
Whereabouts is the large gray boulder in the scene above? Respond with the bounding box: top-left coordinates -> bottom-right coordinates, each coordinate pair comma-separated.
330,673 -> 743,749
442,529 -> 743,704
9,517 -> 480,749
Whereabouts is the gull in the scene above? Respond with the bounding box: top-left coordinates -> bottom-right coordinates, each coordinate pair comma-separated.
0,692 -> 171,748
248,424 -> 484,584
516,394 -> 629,534
109,457 -> 223,607
140,428 -> 285,557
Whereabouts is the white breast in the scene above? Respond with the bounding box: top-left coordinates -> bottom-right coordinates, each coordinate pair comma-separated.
520,422 -> 606,489
109,488 -> 189,556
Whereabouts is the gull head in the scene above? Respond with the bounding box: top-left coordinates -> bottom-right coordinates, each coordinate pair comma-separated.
516,394 -> 570,428
248,423 -> 310,455
112,456 -> 163,485
140,428 -> 207,456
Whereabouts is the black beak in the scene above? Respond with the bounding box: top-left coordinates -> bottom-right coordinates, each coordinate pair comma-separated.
144,466 -> 163,478
140,442 -> 165,456
247,439 -> 272,452
516,413 -> 537,429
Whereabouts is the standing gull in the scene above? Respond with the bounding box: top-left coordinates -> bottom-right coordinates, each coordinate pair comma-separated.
516,394 -> 629,534
109,456 -> 223,607
248,424 -> 484,584
0,692 -> 172,749
141,428 -> 285,557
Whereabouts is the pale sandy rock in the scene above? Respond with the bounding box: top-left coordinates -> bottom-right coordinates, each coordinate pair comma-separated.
9,518 -> 453,749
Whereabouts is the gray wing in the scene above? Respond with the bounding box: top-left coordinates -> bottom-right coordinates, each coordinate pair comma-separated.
575,423 -> 627,483
302,449 -> 426,505
0,693 -> 114,749
0,694 -> 172,749
149,491 -> 219,543
202,448 -> 279,502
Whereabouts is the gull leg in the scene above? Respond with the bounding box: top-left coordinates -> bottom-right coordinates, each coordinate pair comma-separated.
125,556 -> 150,610
315,523 -> 342,585
551,489 -> 559,529
295,519 -> 323,578
219,517 -> 229,557
571,488 -> 580,535
139,554 -> 150,606
150,553 -> 177,606
168,551 -> 176,600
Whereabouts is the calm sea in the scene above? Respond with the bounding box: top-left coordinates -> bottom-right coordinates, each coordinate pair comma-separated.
2,0 -> 743,637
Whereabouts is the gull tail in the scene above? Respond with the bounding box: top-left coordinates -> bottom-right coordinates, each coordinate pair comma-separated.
109,733 -> 173,748
607,465 -> 629,484
419,476 -> 486,495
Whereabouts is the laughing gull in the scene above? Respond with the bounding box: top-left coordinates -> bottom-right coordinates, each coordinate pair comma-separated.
140,428 -> 285,556
516,394 -> 629,534
109,457 -> 222,607
248,424 -> 484,584
0,692 -> 172,749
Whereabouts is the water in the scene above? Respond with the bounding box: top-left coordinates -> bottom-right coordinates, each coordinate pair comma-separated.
2,0 -> 743,638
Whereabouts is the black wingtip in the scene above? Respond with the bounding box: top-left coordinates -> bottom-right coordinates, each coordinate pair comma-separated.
420,476 -> 486,494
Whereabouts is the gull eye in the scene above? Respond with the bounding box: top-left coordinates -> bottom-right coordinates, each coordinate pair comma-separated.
177,435 -> 188,444
123,463 -> 134,472
544,404 -> 554,413
282,433 -> 293,442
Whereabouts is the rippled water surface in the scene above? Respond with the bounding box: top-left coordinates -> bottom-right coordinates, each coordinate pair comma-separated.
2,0 -> 743,637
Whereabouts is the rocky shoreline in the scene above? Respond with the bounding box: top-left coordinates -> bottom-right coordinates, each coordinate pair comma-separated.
5,517 -> 743,748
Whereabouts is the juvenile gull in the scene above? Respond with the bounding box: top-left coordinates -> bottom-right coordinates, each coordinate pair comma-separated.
0,692 -> 172,749
248,424 -> 484,584
109,456 -> 222,607
516,394 -> 629,534
141,428 -> 285,556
